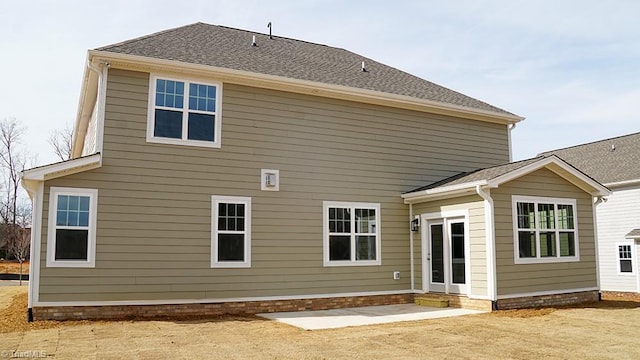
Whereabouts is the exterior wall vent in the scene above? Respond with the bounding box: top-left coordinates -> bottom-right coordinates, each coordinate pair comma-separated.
261,169 -> 280,191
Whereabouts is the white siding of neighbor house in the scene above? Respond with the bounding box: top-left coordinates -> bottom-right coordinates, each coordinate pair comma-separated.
596,185 -> 640,293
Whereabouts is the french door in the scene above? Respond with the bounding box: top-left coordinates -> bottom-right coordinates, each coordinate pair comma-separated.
425,218 -> 467,294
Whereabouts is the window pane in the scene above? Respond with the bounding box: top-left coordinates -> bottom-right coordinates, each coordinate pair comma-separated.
56,210 -> 68,227
557,205 -> 574,229
329,235 -> 350,261
154,109 -> 183,139
329,207 -> 350,233
516,202 -> 535,229
188,83 -> 216,111
559,232 -> 575,256
79,196 -> 90,211
451,222 -> 465,284
431,224 -> 444,283
156,79 -> 184,109
538,204 -> 555,230
187,113 -> 215,142
620,259 -> 633,273
69,196 -> 79,210
55,229 -> 88,260
539,232 -> 556,257
356,235 -> 376,260
57,195 -> 69,211
518,231 -> 536,258
218,234 -> 244,261
355,208 -> 376,234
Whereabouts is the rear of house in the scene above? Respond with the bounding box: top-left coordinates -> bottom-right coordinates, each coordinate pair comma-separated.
21,23 -> 607,320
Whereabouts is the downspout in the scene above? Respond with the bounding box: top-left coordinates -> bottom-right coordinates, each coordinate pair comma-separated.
409,203 -> 415,291
20,179 -> 40,322
476,185 -> 498,309
507,123 -> 516,162
593,196 -> 605,300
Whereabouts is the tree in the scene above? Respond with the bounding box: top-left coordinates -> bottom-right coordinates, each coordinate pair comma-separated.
0,118 -> 30,276
48,122 -> 73,161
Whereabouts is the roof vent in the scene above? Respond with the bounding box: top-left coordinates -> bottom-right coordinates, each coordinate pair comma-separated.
361,61 -> 367,72
252,35 -> 257,47
611,144 -> 616,152
267,22 -> 273,39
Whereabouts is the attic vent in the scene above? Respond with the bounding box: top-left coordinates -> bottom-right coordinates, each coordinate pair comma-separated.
252,35 -> 257,46
361,61 -> 367,72
267,22 -> 272,39
611,144 -> 616,152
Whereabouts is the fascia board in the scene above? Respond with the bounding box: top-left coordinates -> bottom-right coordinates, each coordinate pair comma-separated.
20,154 -> 102,182
402,180 -> 487,204
89,50 -> 524,125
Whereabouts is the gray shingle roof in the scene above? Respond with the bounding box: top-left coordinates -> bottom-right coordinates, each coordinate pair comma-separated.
540,132 -> 640,184
404,156 -> 544,194
97,22 -> 515,116
625,229 -> 640,238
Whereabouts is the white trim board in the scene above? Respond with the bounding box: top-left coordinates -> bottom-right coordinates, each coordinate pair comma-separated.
33,289 -> 414,307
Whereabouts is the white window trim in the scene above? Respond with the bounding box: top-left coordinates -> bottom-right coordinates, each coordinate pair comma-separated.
616,241 -> 635,275
147,74 -> 223,148
323,201 -> 381,267
211,195 -> 251,268
512,195 -> 580,264
46,187 -> 98,268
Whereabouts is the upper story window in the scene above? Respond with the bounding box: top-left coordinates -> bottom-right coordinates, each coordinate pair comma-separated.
47,187 -> 98,268
323,201 -> 381,266
147,75 -> 222,148
512,195 -> 579,264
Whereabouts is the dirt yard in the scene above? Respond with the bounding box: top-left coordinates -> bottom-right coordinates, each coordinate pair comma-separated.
1,287 -> 639,359
0,260 -> 29,274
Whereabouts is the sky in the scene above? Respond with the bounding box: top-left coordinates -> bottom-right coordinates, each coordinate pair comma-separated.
1,0 -> 639,166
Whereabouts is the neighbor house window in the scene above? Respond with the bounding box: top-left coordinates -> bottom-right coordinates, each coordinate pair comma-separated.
147,75 -> 221,148
211,196 -> 251,268
46,187 -> 98,268
512,196 -> 579,263
323,201 -> 381,266
618,244 -> 633,273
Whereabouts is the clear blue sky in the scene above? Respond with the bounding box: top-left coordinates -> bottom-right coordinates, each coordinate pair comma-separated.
1,0 -> 638,166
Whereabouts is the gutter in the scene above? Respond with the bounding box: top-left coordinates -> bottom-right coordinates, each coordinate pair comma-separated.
475,185 -> 498,305
593,195 -> 606,296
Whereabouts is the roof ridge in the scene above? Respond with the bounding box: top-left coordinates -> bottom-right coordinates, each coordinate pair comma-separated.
539,131 -> 640,155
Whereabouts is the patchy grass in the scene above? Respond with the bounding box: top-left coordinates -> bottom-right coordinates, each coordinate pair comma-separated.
0,260 -> 29,274
1,286 -> 639,359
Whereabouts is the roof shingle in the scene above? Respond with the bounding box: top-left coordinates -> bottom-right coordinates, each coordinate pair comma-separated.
540,132 -> 640,184
97,23 -> 515,116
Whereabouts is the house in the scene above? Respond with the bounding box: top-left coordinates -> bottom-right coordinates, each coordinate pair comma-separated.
20,23 -> 608,320
542,133 -> 640,298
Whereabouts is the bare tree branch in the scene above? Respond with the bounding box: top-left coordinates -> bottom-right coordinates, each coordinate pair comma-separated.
48,122 -> 73,161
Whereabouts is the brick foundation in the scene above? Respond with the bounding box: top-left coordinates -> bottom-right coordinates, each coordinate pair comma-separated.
601,291 -> 640,302
495,290 -> 599,310
32,293 -> 414,321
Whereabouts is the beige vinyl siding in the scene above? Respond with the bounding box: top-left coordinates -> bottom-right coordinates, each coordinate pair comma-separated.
412,195 -> 487,297
492,168 -> 597,296
38,68 -> 509,303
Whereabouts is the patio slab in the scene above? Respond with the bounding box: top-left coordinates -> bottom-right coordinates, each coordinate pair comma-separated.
258,304 -> 484,330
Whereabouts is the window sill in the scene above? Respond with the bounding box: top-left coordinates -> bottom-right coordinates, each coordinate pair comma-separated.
211,261 -> 251,269
147,136 -> 221,149
514,256 -> 580,265
46,260 -> 95,268
323,260 -> 382,267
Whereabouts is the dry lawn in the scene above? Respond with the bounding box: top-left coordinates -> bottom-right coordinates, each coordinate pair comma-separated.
0,260 -> 29,274
1,286 -> 639,359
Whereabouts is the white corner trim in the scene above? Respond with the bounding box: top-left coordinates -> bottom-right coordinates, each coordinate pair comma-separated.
211,195 -> 252,268
496,287 -> 599,300
33,289 -> 414,308
46,187 -> 98,268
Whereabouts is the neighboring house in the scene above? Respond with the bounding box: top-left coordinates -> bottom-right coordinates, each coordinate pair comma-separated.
542,133 -> 640,296
20,23 -> 608,320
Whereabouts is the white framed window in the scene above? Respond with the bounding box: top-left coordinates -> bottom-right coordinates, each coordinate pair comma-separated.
46,187 -> 98,268
617,243 -> 634,274
323,201 -> 381,266
211,196 -> 251,268
512,195 -> 579,264
147,74 -> 222,148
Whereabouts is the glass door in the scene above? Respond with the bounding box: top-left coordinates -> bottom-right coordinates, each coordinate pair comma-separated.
425,218 -> 467,294
428,222 -> 446,293
449,221 -> 466,293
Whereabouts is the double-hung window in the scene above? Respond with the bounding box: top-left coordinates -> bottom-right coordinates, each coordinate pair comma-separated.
513,196 -> 579,263
148,75 -> 221,147
617,244 -> 634,273
323,201 -> 381,266
47,187 -> 98,267
211,196 -> 251,268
